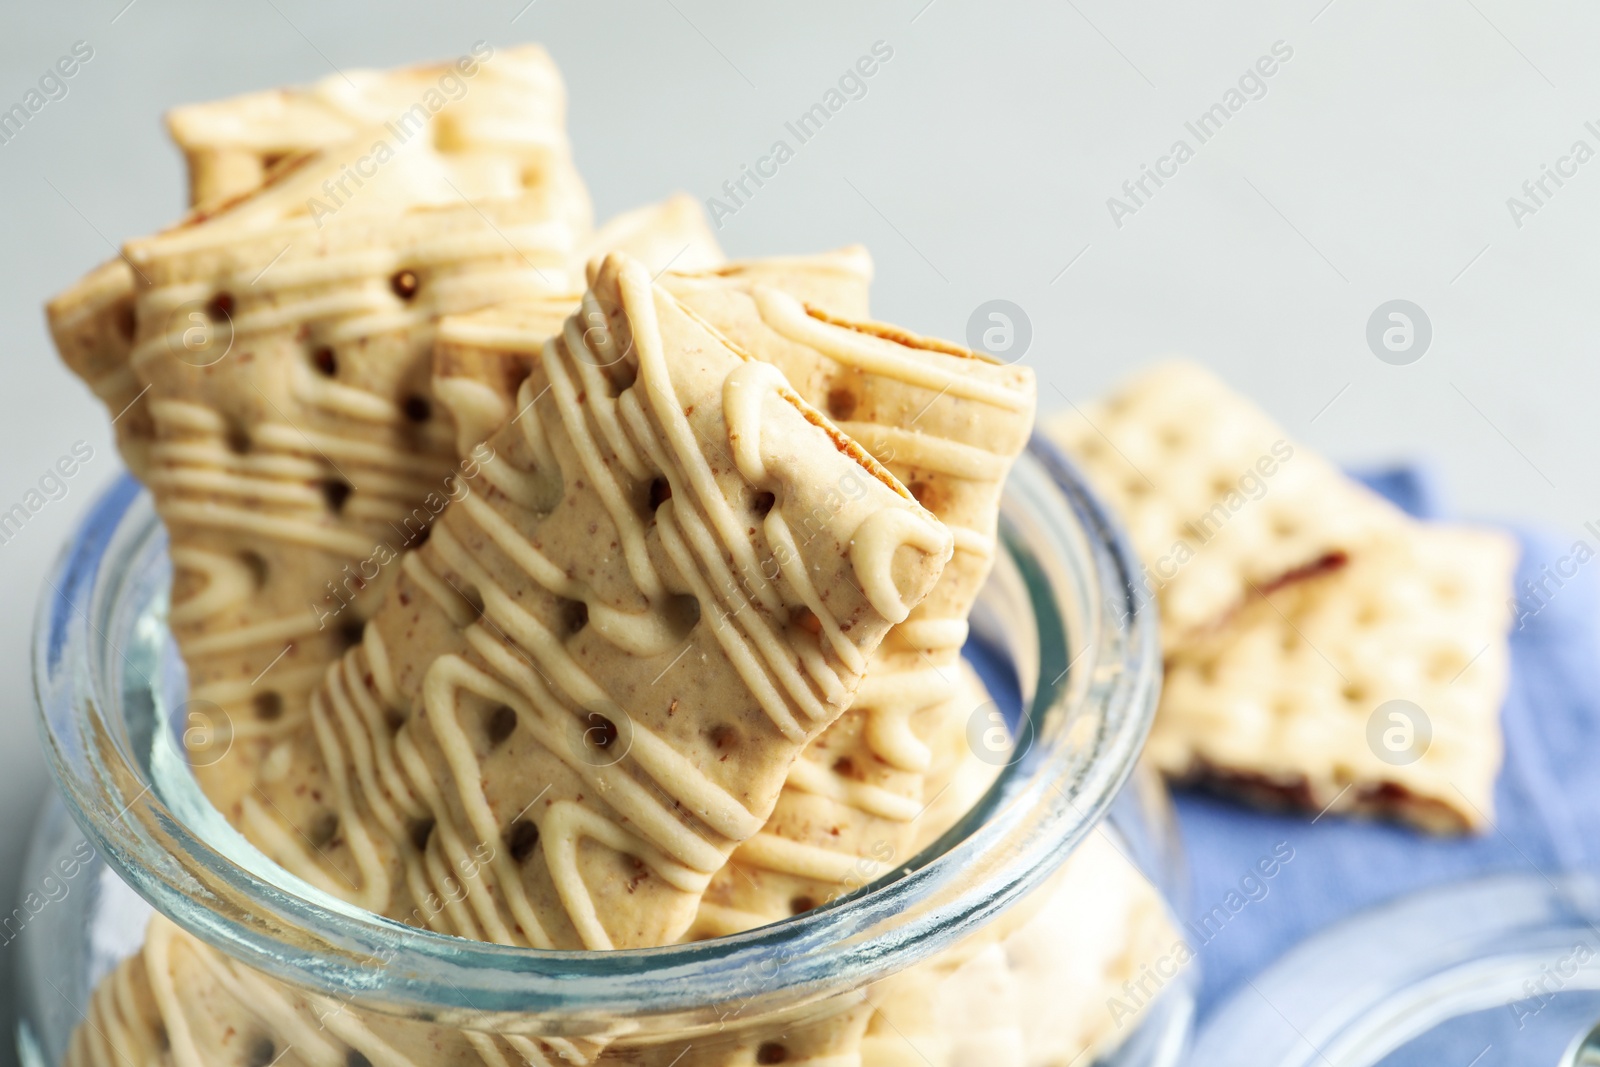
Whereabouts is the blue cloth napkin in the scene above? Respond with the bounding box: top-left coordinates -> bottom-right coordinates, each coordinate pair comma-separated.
1179,464 -> 1600,1048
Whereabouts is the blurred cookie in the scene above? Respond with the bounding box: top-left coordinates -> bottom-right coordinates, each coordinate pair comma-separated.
858,831 -> 1179,1067
51,124 -> 590,813
165,43 -> 587,220
1154,521 -> 1517,832
1044,359 -> 1404,652
52,44 -> 594,481
48,46 -> 605,808
71,915 -> 609,1067
47,258 -> 152,477
53,83 -> 726,815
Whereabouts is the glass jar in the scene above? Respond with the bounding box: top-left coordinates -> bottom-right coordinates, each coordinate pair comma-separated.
19,440 -> 1190,1066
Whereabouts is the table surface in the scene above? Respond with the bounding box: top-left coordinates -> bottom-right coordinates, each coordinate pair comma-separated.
2,2 -> 1595,1061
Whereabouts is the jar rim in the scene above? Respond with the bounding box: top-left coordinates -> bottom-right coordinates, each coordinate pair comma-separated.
31,436 -> 1159,1025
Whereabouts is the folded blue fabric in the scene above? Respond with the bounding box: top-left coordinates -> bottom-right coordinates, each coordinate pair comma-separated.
1180,465 -> 1600,1053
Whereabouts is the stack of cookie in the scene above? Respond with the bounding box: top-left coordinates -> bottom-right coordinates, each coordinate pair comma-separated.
1047,361 -> 1519,833
48,46 -> 1177,1067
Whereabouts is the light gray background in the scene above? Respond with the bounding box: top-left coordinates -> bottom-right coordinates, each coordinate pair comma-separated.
1,0 -> 1593,1058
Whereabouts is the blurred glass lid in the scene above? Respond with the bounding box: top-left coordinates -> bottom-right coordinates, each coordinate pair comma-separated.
1190,874 -> 1600,1066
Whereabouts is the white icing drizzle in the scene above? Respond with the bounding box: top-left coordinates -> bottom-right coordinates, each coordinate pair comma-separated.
192,665 -> 327,742
435,316 -> 552,352
723,360 -> 870,694
474,447 -> 556,512
640,338 -> 784,625
515,380 -> 564,478
444,564 -> 745,872
751,285 -> 1032,412
891,619 -> 970,652
541,315 -> 663,600
736,831 -> 894,884
323,653 -> 423,854
834,421 -> 1011,482
949,524 -> 994,559
784,757 -> 922,821
363,617 -> 405,710
78,915 -> 684,1067
849,508 -> 952,625
415,660 -> 533,945
571,343 -> 652,483
542,798 -> 710,949
435,374 -> 514,459
240,794 -> 351,899
94,143 -> 581,818
179,608 -> 326,657
309,672 -> 393,912
651,507 -> 805,743
165,546 -> 260,626
764,513 -> 867,680
866,704 -> 935,779
693,901 -> 778,939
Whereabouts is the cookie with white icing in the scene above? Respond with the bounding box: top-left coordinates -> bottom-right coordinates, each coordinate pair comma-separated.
656,262 -> 1035,936
55,47 -> 710,505
52,49 -> 719,489
1043,359 -> 1404,653
1154,521 -> 1517,832
430,251 -> 1036,934
49,122 -> 593,817
239,253 -> 952,948
52,110 -> 720,817
50,45 -> 594,485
